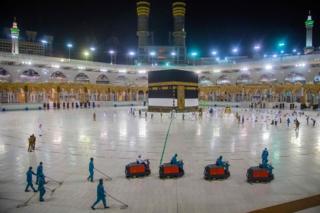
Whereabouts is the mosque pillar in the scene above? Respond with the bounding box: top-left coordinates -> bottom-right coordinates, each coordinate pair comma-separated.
301,88 -> 307,104
23,85 -> 28,103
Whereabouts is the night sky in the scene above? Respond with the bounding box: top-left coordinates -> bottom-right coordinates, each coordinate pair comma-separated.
1,0 -> 319,62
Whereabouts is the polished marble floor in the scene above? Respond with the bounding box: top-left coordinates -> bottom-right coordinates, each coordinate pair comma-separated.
0,107 -> 319,213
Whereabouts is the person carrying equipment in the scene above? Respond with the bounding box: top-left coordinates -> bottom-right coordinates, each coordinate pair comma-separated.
215,156 -> 229,171
87,158 -> 94,182
25,167 -> 37,192
91,179 -> 109,210
170,153 -> 184,169
38,174 -> 46,202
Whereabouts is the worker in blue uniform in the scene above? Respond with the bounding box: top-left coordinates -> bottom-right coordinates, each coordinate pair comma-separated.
87,157 -> 94,182
260,148 -> 273,175
36,162 -> 45,185
216,156 -> 229,171
25,167 -> 37,192
38,174 -> 46,202
170,153 -> 184,169
91,178 -> 109,210
261,148 -> 269,166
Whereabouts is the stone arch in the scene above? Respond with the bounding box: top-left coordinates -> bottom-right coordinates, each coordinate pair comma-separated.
199,76 -> 213,86
50,71 -> 67,82
259,73 -> 277,83
217,75 -> 231,85
115,75 -> 128,85
0,67 -> 11,82
20,69 -> 40,81
96,74 -> 109,84
74,73 -> 90,83
236,74 -> 252,84
314,72 -> 320,84
284,72 -> 306,84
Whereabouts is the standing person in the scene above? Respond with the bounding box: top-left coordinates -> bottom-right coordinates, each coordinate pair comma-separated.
295,119 -> 300,131
38,124 -> 43,137
36,162 -> 45,185
87,158 -> 94,182
93,112 -> 96,121
287,117 -> 290,127
311,118 -> 316,127
28,135 -> 33,152
91,179 -> 109,210
306,116 -> 309,125
25,167 -> 37,192
31,134 -> 36,151
38,174 -> 46,202
241,116 -> 244,124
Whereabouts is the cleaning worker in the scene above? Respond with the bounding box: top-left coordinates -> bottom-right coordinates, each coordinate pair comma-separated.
91,179 -> 109,210
170,153 -> 184,169
87,157 -> 94,182
216,156 -> 229,171
36,162 -> 45,185
38,174 -> 46,202
25,167 -> 37,192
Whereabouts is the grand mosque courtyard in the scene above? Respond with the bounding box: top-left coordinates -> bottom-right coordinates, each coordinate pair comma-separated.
0,106 -> 319,213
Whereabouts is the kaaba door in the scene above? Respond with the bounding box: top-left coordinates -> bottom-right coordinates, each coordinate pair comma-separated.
177,86 -> 185,110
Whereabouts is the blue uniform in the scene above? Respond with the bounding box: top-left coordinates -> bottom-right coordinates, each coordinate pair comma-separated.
216,156 -> 229,170
25,169 -> 37,192
261,149 -> 273,174
91,182 -> 108,209
170,154 -> 184,169
36,164 -> 44,184
261,149 -> 269,166
38,175 -> 46,201
170,155 -> 178,165
87,160 -> 94,182
216,157 -> 223,166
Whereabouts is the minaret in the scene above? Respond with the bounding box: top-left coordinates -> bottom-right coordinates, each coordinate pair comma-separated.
172,0 -> 186,64
136,0 -> 151,63
11,17 -> 20,55
304,11 -> 314,54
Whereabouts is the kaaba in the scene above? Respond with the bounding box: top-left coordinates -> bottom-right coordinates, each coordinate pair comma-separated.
148,69 -> 199,112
